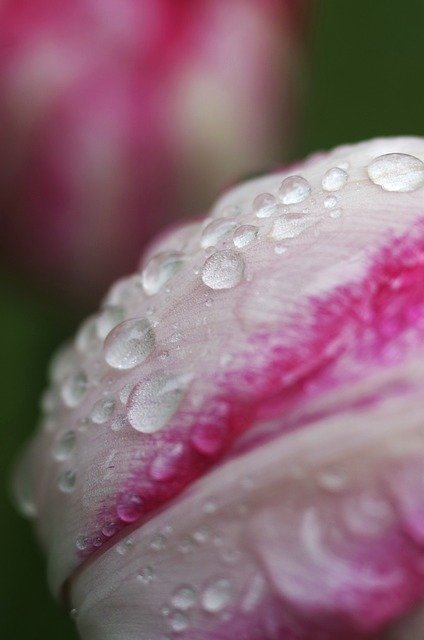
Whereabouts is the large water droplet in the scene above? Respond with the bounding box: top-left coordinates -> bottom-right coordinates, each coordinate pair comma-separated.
90,397 -> 115,424
104,318 -> 155,369
58,469 -> 76,493
142,252 -> 186,295
322,167 -> 348,191
61,371 -> 88,408
53,430 -> 76,460
201,250 -> 244,290
127,373 -> 191,433
252,193 -> 278,218
171,585 -> 196,610
233,225 -> 259,248
367,153 -> 424,192
201,578 -> 232,613
201,218 -> 237,248
278,176 -> 311,204
96,305 -> 125,340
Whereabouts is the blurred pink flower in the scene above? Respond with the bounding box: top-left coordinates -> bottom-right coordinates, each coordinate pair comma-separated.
15,137 -> 424,638
0,0 -> 306,302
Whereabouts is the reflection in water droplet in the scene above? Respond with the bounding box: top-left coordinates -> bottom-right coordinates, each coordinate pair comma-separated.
322,167 -> 348,191
233,224 -> 259,248
142,252 -> 186,295
252,193 -> 278,218
367,153 -> 424,192
104,318 -> 155,369
278,176 -> 311,204
201,250 -> 245,290
201,578 -> 232,612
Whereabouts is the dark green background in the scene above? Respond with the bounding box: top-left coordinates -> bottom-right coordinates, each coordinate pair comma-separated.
2,2 -> 424,638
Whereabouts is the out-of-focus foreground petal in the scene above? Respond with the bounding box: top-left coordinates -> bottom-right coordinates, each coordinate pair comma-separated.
14,137 -> 424,639
0,0 -> 305,302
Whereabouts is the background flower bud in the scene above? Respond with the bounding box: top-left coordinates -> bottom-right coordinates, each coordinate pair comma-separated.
0,0 -> 307,302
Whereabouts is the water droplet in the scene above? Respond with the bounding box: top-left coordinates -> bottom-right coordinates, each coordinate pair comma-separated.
116,538 -> 134,555
278,175 -> 311,204
142,252 -> 186,295
75,316 -> 98,353
318,470 -> 349,492
58,469 -> 76,493
96,305 -> 125,339
61,371 -> 88,408
329,208 -> 342,219
367,153 -> 424,192
111,413 -> 127,431
13,455 -> 37,518
324,195 -> 338,209
127,373 -> 190,433
49,343 -> 75,383
171,585 -> 196,610
101,521 -> 119,537
169,611 -> 189,633
270,212 -> 315,240
104,318 -> 155,369
203,499 -> 217,514
201,578 -> 232,612
76,534 -> 90,551
232,225 -> 259,248
150,533 -> 167,551
201,250 -> 244,290
117,493 -> 144,523
149,443 -> 185,481
192,527 -> 210,544
53,430 -> 76,460
137,565 -> 155,584
191,421 -> 227,456
252,193 -> 278,218
322,167 -> 348,191
201,218 -> 237,248
90,397 -> 115,424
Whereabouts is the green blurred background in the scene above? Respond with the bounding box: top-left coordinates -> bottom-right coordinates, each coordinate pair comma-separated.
2,1 -> 424,637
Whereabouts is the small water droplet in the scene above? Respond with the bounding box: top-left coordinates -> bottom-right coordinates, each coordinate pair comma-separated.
270,212 -> 315,240
149,443 -> 185,481
96,305 -> 125,339
75,316 -> 98,353
232,224 -> 259,248
318,470 -> 349,492
201,218 -> 237,248
53,430 -> 76,460
69,608 -> 78,620
322,167 -> 348,191
150,533 -> 167,551
137,565 -> 155,584
169,611 -> 189,633
61,371 -> 88,408
117,493 -> 144,523
252,193 -> 278,218
178,536 -> 195,554
278,175 -> 311,204
142,252 -> 186,295
13,455 -> 37,518
127,373 -> 190,433
191,421 -> 227,456
104,318 -> 155,369
90,397 -> 115,424
329,208 -> 343,219
201,250 -> 244,290
171,585 -> 196,610
58,469 -> 76,493
101,521 -> 119,537
324,195 -> 338,209
76,534 -> 90,551
201,578 -> 232,613
203,499 -> 217,514
367,153 -> 424,192
116,538 -> 134,555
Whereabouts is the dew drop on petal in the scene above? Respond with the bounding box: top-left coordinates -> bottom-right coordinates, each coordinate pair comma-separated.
270,212 -> 315,241
201,218 -> 237,248
53,430 -> 76,460
322,167 -> 348,191
252,193 -> 278,218
104,318 -> 155,369
149,443 -> 185,481
142,252 -> 186,295
169,611 -> 189,633
324,195 -> 338,209
201,578 -> 233,613
367,153 -> 424,192
101,521 -> 119,538
127,373 -> 190,433
171,585 -> 196,610
90,397 -> 115,424
96,305 -> 125,339
201,250 -> 244,290
117,493 -> 144,523
278,175 -> 311,204
58,469 -> 76,493
233,225 -> 259,248
137,565 -> 155,584
61,371 -> 88,408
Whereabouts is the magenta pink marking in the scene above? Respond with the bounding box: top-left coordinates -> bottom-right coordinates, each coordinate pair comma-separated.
79,220 -> 424,561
